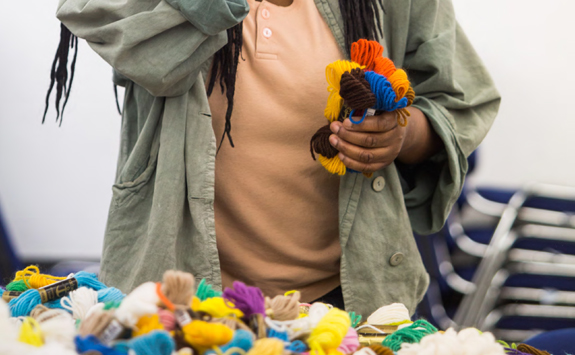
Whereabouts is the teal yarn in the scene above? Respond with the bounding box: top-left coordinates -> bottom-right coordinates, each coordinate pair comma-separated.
205,329 -> 254,355
196,278 -> 222,301
8,271 -> 107,317
381,319 -> 438,352
115,331 -> 174,355
349,312 -> 362,328
98,287 -> 125,303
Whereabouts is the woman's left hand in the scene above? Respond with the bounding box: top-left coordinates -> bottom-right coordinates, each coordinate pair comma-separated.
329,107 -> 444,174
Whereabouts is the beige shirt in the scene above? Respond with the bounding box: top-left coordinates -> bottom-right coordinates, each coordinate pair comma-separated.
210,0 -> 344,301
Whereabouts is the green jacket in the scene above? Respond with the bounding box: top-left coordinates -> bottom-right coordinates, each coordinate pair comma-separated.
57,0 -> 500,317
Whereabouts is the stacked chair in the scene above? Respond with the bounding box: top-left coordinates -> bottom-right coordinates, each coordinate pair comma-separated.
416,152 -> 575,342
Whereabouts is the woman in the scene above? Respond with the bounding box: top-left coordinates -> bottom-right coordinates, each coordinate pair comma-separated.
54,0 -> 500,316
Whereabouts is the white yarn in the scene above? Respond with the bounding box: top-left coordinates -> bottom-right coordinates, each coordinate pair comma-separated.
397,328 -> 506,355
115,282 -> 159,328
0,299 -> 18,344
367,303 -> 411,325
85,302 -> 106,320
265,302 -> 330,341
60,287 -> 99,321
38,309 -> 76,349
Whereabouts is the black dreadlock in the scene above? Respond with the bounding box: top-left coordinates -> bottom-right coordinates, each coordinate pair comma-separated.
45,1 -> 384,148
43,23 -> 78,126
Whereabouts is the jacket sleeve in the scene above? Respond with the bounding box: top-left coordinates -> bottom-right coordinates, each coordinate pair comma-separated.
384,0 -> 501,234
56,0 -> 249,97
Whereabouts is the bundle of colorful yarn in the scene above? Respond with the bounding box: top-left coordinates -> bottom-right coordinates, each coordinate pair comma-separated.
310,39 -> 415,176
0,265 -> 553,355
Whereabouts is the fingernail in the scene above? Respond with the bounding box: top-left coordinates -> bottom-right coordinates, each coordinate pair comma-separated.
330,122 -> 341,134
338,153 -> 345,160
329,135 -> 338,147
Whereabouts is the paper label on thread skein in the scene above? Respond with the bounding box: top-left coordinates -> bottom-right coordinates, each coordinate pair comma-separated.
38,278 -> 78,303
1,291 -> 23,302
99,319 -> 126,345
175,308 -> 192,327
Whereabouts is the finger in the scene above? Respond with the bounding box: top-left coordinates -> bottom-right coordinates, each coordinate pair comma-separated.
338,153 -> 387,174
333,123 -> 396,148
329,134 -> 393,165
343,111 -> 398,133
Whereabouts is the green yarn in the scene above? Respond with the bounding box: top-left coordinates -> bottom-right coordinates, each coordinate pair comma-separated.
6,280 -> 29,292
349,312 -> 362,328
195,279 -> 222,301
103,300 -> 122,310
382,319 -> 438,352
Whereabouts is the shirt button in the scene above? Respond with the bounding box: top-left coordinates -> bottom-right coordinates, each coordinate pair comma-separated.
372,176 -> 386,192
389,252 -> 404,267
262,9 -> 271,19
263,28 -> 273,38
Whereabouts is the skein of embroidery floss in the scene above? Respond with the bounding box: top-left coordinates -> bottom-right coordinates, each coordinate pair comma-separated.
247,338 -> 285,355
33,306 -> 76,349
308,308 -> 351,355
9,271 -> 107,317
205,329 -> 255,355
223,281 -> 266,320
114,282 -> 159,328
162,270 -> 195,307
60,286 -> 100,321
265,291 -> 301,321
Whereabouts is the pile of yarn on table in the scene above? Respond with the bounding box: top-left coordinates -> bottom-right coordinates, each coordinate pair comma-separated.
310,39 -> 415,177
0,265 -> 553,355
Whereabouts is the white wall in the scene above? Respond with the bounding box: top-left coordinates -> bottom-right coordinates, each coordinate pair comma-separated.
1,0 -> 574,260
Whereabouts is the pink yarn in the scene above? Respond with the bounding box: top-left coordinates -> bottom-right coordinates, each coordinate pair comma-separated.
338,327 -> 360,354
158,308 -> 176,331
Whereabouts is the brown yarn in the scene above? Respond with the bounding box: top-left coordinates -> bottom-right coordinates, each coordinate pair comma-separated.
30,305 -> 51,320
310,124 -> 339,160
339,68 -> 377,110
78,310 -> 115,338
212,317 -> 255,335
517,344 -> 551,355
162,270 -> 196,307
405,87 -> 415,106
265,291 -> 301,321
368,344 -> 395,355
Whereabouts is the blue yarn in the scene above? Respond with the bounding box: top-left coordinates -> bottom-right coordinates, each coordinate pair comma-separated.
9,271 -> 107,317
205,329 -> 254,355
98,287 -> 125,303
287,340 -> 308,353
75,335 -> 127,355
364,71 -> 408,112
268,328 -> 289,342
115,331 -> 174,355
348,71 -> 409,125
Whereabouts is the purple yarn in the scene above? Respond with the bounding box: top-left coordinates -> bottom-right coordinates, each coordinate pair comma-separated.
222,281 -> 265,318
505,348 -> 531,355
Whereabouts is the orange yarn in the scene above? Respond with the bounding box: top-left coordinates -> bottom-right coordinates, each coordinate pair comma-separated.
156,282 -> 176,312
351,39 -> 384,71
373,57 -> 397,79
388,69 -> 410,101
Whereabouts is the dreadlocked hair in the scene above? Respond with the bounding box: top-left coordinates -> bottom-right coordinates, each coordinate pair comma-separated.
207,0 -> 384,149
206,24 -> 243,151
43,23 -> 78,125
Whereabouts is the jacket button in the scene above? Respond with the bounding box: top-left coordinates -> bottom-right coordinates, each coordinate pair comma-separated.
372,176 -> 385,192
263,28 -> 273,38
389,252 -> 404,266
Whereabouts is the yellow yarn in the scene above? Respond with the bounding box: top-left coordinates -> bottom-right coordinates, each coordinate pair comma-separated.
132,314 -> 165,337
318,155 -> 346,176
247,338 -> 285,355
13,265 -> 67,289
191,296 -> 202,311
19,317 -> 44,347
197,297 -> 244,319
182,320 -> 233,349
388,69 -> 410,101
308,308 -> 351,355
325,60 -> 364,122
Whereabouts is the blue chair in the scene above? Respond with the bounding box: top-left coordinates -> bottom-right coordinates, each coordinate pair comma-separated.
524,328 -> 575,355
